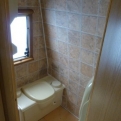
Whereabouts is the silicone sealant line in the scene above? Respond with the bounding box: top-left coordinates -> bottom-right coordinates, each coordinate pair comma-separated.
38,0 -> 49,74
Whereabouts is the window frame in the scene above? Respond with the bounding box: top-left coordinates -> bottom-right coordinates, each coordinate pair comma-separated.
13,9 -> 34,66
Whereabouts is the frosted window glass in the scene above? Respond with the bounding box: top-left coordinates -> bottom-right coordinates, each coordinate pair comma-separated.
10,16 -> 27,59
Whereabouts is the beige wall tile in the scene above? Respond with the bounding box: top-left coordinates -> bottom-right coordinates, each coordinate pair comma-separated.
59,54 -> 69,67
15,64 -> 27,78
80,74 -> 91,87
67,0 -> 81,13
50,59 -> 60,72
68,30 -> 81,46
48,58 -> 52,68
38,69 -> 48,79
49,50 -> 60,61
57,27 -> 68,42
51,69 -> 60,80
59,65 -> 69,78
47,49 -> 51,58
39,36 -> 45,48
78,85 -> 85,98
82,0 -> 98,15
95,37 -> 102,53
59,75 -> 69,88
56,11 -> 68,27
68,13 -> 81,31
38,48 -> 46,59
18,0 -> 26,7
81,49 -> 94,65
99,0 -> 110,16
42,10 -> 56,25
26,0 -> 38,6
16,76 -> 28,88
42,0 -> 55,9
48,66 -> 52,74
33,49 -> 39,60
66,90 -> 78,104
55,0 -> 67,11
81,33 -> 95,51
94,53 -> 99,68
58,41 -> 68,55
33,37 -> 40,49
97,17 -> 106,37
28,61 -> 39,73
33,36 -> 44,49
69,70 -> 80,84
81,63 -> 94,77
46,38 -> 58,51
33,7 -> 41,22
33,22 -> 43,36
69,59 -> 80,72
28,71 -> 39,83
81,15 -> 97,35
39,59 -> 47,70
69,80 -> 79,95
44,24 -> 58,40
51,61 -> 59,73
69,45 -> 80,60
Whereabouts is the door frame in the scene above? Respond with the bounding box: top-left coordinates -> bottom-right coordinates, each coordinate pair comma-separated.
0,89 -> 5,121
0,0 -> 19,121
86,0 -> 121,121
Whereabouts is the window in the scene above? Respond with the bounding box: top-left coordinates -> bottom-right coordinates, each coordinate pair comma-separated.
10,9 -> 33,65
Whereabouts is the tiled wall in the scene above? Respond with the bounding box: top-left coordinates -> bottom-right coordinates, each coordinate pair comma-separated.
41,0 -> 110,117
14,0 -> 48,88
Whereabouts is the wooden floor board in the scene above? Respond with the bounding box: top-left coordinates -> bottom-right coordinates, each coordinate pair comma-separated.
39,107 -> 78,121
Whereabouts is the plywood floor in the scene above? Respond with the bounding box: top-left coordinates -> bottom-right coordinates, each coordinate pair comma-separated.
39,106 -> 78,121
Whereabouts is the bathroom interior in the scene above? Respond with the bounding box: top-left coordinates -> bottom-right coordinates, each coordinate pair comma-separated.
14,0 -> 110,121
0,0 -> 113,121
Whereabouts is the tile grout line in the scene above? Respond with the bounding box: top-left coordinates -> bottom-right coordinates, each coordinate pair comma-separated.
43,22 -> 104,38
41,7 -> 107,18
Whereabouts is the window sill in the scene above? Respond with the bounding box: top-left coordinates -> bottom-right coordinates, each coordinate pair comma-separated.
14,57 -> 34,66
